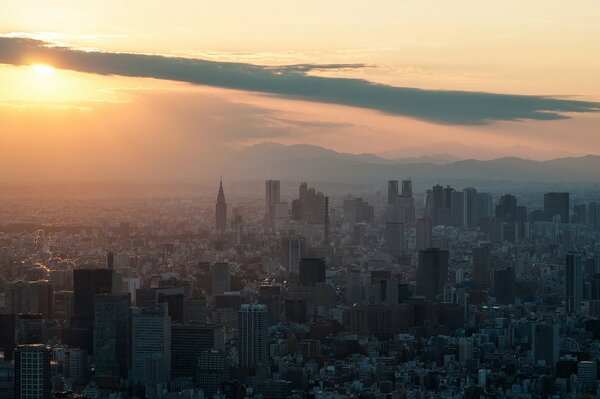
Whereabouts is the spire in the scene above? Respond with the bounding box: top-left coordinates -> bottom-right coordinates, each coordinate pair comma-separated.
217,178 -> 225,203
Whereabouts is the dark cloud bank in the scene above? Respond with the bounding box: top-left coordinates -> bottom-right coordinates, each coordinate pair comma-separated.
1,37 -> 599,125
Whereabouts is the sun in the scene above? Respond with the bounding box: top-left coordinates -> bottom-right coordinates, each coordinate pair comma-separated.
32,64 -> 55,77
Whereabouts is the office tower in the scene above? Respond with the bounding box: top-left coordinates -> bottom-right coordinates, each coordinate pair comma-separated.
14,344 -> 51,399
394,179 -> 416,225
64,348 -> 90,386
129,303 -> 171,388
315,282 -> 335,310
385,222 -> 404,258
238,304 -> 268,373
565,252 -> 583,314
68,268 -> 113,353
324,196 -> 330,245
197,349 -> 227,398
416,217 -> 433,251
0,314 -> 16,361
259,285 -> 282,323
496,194 -> 518,222
291,182 -> 326,224
215,178 -> 227,232
185,297 -> 209,322
472,246 -> 491,288
136,286 -> 186,321
463,188 -> 477,229
346,270 -> 361,305
283,236 -> 304,277
94,293 -> 130,378
265,180 -> 281,227
4,280 -> 54,319
450,191 -> 466,227
572,204 -> 587,224
416,248 -> 449,301
171,322 -> 224,378
589,202 -> 600,229
458,337 -> 474,363
387,180 -> 399,205
475,192 -> 493,225
544,192 -> 570,223
211,263 -> 231,296
373,276 -> 399,305
298,258 -> 326,287
493,267 -> 515,304
16,314 -> 43,345
532,323 -> 559,371
272,202 -> 289,230
578,361 -> 597,392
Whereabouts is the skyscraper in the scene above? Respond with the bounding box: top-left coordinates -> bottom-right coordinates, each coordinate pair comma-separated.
265,179 -> 281,227
4,280 -> 53,319
385,222 -> 404,258
565,252 -> 583,314
416,248 -> 449,301
532,323 -> 559,371
298,258 -> 326,287
171,322 -> 224,378
94,293 -> 130,378
494,267 -> 515,304
472,246 -> 491,288
450,191 -> 466,227
14,344 -> 51,399
238,304 -> 268,374
387,180 -> 399,205
211,263 -> 231,296
215,178 -> 227,232
544,192 -> 570,223
416,217 -> 433,251
283,236 -> 304,277
129,303 -> 171,388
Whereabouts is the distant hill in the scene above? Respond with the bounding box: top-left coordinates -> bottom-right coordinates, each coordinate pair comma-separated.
224,142 -> 600,184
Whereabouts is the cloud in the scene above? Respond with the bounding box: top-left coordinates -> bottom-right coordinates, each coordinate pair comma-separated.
0,36 -> 598,125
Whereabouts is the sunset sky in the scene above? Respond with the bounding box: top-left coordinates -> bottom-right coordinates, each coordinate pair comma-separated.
1,1 -> 599,182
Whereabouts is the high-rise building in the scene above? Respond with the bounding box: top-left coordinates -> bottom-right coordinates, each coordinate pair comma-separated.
463,188 -> 478,229
265,180 -> 281,227
532,323 -> 559,371
472,246 -> 491,288
387,180 -> 399,205
565,252 -> 583,314
64,347 -> 90,386
197,349 -> 227,398
578,360 -> 597,392
451,191 -> 466,227
298,258 -> 326,287
493,267 -> 515,304
544,192 -> 570,223
4,280 -> 54,319
283,236 -> 304,277
416,218 -> 433,251
171,322 -> 224,378
16,313 -> 43,345
589,202 -> 600,229
416,248 -> 449,301
291,182 -> 326,224
385,222 -> 404,258
129,303 -> 171,387
238,304 -> 268,374
94,293 -> 130,378
68,268 -> 113,353
14,344 -> 51,399
0,314 -> 16,361
215,178 -> 227,232
211,263 -> 231,296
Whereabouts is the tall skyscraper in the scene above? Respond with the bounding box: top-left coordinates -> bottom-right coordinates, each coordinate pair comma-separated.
94,293 -> 130,378
14,344 -> 51,399
416,217 -> 433,251
299,258 -> 326,287
397,179 -> 416,224
283,236 -> 304,277
211,263 -> 231,296
493,267 -> 515,304
215,178 -> 227,232
565,252 -> 583,314
472,246 -> 491,288
68,268 -> 113,353
171,322 -> 224,378
544,192 -> 570,223
197,349 -> 227,398
265,180 -> 281,227
416,248 -> 449,301
532,323 -> 559,371
450,191 -> 466,227
4,280 -> 53,319
129,303 -> 171,388
387,180 -> 399,205
238,304 -> 268,374
385,222 -> 404,258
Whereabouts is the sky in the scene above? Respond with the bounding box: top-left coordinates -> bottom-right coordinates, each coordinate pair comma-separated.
0,1 -> 599,182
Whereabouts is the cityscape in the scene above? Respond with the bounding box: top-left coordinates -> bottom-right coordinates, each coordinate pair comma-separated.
1,1 -> 600,398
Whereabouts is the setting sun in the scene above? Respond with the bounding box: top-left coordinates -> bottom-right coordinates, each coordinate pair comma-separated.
32,64 -> 55,77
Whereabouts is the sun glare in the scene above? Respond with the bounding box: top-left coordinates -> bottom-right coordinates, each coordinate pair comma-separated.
32,64 -> 55,77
